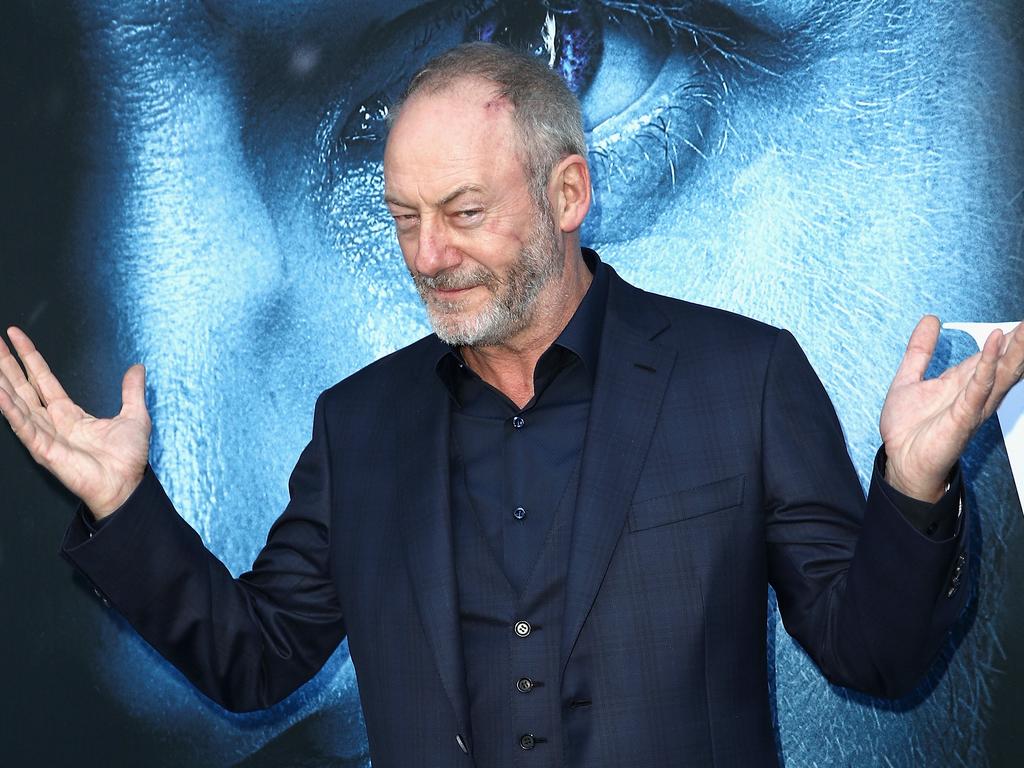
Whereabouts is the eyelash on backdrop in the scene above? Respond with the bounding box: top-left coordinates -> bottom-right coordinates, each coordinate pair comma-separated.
316,0 -> 781,201
593,1 -> 779,185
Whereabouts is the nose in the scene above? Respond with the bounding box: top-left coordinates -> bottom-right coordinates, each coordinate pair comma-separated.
413,215 -> 461,278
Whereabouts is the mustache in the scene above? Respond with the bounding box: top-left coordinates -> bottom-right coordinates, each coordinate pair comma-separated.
412,265 -> 498,292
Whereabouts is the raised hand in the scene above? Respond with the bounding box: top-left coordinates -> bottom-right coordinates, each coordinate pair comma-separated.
0,327 -> 151,518
880,315 -> 1024,502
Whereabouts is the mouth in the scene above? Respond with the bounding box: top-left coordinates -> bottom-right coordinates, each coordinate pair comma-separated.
432,285 -> 476,299
413,269 -> 494,306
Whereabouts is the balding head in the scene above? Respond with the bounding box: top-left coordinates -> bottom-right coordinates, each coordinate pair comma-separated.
389,41 -> 586,206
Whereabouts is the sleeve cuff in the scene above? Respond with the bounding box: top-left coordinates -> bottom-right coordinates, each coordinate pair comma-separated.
63,467 -> 151,548
873,447 -> 963,540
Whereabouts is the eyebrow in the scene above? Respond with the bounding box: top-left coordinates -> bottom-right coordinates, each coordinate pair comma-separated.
384,184 -> 486,210
438,184 -> 485,207
383,193 -> 413,209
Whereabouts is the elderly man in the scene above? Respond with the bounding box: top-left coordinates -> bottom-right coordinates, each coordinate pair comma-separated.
1,43 -> 1021,767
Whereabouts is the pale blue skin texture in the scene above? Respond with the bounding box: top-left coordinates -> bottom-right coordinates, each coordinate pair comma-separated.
63,0 -> 1022,764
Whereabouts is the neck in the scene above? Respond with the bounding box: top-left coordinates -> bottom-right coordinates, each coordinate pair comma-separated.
461,249 -> 592,408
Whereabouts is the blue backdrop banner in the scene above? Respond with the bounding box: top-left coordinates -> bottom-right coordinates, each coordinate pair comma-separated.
2,1 -> 1022,765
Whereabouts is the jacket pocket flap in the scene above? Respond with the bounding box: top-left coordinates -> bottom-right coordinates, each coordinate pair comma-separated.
629,474 -> 745,532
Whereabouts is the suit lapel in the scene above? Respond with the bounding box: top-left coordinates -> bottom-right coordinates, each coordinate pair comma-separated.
560,272 -> 676,674
397,359 -> 472,743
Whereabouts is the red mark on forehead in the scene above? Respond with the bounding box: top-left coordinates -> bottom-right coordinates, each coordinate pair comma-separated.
482,93 -> 513,114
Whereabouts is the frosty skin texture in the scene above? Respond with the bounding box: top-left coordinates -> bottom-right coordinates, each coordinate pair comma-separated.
39,0 -> 1024,764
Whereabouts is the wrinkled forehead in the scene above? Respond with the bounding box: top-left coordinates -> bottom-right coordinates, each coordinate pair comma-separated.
384,78 -> 527,183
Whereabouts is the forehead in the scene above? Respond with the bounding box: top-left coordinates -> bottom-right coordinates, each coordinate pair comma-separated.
383,79 -> 527,196
392,75 -> 515,137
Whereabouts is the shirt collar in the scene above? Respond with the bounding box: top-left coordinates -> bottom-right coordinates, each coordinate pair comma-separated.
552,247 -> 606,376
433,247 -> 609,398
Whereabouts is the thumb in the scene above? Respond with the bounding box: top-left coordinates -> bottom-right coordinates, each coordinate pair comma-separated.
120,364 -> 148,418
892,315 -> 940,387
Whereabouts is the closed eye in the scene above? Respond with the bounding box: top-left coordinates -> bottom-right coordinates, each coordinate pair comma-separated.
392,213 -> 421,232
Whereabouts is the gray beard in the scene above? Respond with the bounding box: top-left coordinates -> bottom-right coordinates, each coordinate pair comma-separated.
412,207 -> 564,347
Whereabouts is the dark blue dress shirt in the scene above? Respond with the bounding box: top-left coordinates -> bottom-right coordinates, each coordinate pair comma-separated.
436,249 -> 608,591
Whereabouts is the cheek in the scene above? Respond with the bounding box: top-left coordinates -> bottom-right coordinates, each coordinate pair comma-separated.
436,223 -> 518,275
473,211 -> 534,257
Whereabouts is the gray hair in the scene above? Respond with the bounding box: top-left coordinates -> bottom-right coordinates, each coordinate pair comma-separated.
392,42 -> 587,206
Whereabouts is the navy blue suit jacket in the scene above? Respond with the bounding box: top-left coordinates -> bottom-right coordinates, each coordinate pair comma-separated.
63,264 -> 968,767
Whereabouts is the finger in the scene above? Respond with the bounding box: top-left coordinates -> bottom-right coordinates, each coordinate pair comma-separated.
937,349 -> 981,384
1,378 -> 69,472
0,354 -> 64,438
0,383 -> 44,454
988,321 -> 1024,415
119,364 -> 148,420
0,330 -> 40,410
0,370 -> 32,424
998,321 -> 1024,376
0,383 -> 18,424
958,329 -> 1002,422
892,315 -> 941,387
6,326 -> 70,408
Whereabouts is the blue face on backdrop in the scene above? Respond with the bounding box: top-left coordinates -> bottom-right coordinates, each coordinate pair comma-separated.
61,0 -> 1022,765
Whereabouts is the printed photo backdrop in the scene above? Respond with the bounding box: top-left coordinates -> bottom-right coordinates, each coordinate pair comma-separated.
2,0 -> 1022,765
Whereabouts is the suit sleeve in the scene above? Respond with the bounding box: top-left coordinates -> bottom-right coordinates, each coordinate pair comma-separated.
762,330 -> 968,698
61,392 -> 347,712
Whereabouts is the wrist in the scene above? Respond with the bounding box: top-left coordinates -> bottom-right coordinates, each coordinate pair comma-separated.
883,460 -> 946,503
87,471 -> 146,520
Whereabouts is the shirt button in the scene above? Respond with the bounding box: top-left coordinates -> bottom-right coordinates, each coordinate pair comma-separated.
519,734 -> 536,750
513,506 -> 527,520
514,620 -> 532,637
512,415 -> 525,428
516,677 -> 535,693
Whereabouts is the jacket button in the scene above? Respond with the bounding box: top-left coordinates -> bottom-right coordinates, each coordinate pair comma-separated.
516,677 -> 535,693
519,734 -> 536,750
514,620 -> 532,637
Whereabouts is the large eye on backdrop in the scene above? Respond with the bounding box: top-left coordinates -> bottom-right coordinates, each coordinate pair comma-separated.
318,0 -> 786,244
467,2 -> 602,97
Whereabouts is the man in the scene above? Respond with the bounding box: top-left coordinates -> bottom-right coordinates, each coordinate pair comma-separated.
1,42 -> 1021,767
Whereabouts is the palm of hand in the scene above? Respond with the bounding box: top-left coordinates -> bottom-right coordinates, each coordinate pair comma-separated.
880,315 -> 1023,502
881,363 -> 978,502
0,328 -> 150,517
42,396 -> 151,515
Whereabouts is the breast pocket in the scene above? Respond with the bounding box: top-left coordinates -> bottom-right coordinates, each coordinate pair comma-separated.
628,473 -> 746,533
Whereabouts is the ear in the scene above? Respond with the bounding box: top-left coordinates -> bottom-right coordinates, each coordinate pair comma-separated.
549,154 -> 591,233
